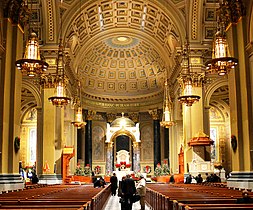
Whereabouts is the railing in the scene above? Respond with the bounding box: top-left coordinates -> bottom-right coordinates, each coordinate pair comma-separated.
91,184 -> 111,210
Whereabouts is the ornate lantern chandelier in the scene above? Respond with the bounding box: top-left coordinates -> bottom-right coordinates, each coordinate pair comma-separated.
15,3 -> 48,76
177,0 -> 203,107
205,20 -> 238,76
177,44 -> 202,106
48,4 -> 70,107
160,78 -> 174,128
72,81 -> 86,129
205,0 -> 244,76
48,39 -> 71,107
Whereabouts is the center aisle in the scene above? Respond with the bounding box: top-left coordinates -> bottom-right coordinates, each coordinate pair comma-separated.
103,194 -> 151,210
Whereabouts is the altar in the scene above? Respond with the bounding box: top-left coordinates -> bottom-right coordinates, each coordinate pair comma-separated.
114,170 -> 133,182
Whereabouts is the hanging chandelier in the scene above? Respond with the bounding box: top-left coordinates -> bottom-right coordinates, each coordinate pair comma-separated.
72,81 -> 86,129
48,1 -> 70,107
205,0 -> 244,76
15,2 -> 48,76
205,22 -> 238,76
48,39 -> 71,107
177,45 -> 202,106
160,79 -> 174,128
177,0 -> 203,107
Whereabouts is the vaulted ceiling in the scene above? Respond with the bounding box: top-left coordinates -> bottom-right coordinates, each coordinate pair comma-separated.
29,0 -> 219,112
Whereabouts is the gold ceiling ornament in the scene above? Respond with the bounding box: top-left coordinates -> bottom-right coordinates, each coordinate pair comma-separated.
160,78 -> 174,128
205,0 -> 244,76
15,2 -> 48,77
48,1 -> 70,107
71,81 -> 86,129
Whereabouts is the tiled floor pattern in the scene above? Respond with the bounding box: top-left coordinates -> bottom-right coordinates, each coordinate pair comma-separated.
103,194 -> 151,210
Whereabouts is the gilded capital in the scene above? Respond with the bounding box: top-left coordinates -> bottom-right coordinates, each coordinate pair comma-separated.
129,112 -> 139,123
106,113 -> 116,123
106,142 -> 114,149
148,109 -> 160,120
133,142 -> 140,149
86,110 -> 96,120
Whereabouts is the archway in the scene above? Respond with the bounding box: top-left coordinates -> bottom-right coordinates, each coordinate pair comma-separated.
105,115 -> 140,174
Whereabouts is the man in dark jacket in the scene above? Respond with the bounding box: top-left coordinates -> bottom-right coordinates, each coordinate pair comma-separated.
110,173 -> 118,196
122,174 -> 136,210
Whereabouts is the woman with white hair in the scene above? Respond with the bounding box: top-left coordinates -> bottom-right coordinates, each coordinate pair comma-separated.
136,174 -> 146,210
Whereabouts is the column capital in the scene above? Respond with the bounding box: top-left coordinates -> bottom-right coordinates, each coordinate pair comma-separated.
106,113 -> 116,123
129,112 -> 139,123
148,109 -> 160,120
86,110 -> 96,120
133,142 -> 140,149
107,142 -> 114,148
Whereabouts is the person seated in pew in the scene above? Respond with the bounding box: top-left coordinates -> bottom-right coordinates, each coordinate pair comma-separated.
195,174 -> 203,183
31,172 -> 39,184
169,175 -> 175,183
237,190 -> 253,203
185,174 -> 192,184
94,176 -> 106,188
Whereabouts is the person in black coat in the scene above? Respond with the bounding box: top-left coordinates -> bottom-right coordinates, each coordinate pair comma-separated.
121,174 -> 136,210
237,190 -> 253,203
110,173 -> 118,196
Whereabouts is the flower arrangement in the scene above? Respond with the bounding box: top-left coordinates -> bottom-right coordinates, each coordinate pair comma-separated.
84,164 -> 91,176
154,161 -> 170,176
14,136 -> 20,153
154,163 -> 163,176
74,163 -> 91,176
115,161 -> 131,169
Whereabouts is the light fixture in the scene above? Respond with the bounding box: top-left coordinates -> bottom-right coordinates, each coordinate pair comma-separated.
72,81 -> 86,129
177,45 -> 202,106
205,0 -> 244,76
177,74 -> 201,106
160,79 -> 174,128
15,2 -> 48,76
205,20 -> 238,76
48,2 -> 70,107
48,39 -> 71,107
177,0 -> 203,107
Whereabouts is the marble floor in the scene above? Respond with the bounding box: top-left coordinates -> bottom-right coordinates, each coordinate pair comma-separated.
103,194 -> 151,210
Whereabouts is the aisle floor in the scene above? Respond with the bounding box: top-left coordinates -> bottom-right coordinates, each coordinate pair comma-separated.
103,194 -> 151,210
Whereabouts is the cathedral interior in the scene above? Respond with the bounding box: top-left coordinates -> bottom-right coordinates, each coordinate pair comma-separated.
0,0 -> 253,192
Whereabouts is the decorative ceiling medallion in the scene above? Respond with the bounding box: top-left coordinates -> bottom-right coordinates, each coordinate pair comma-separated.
106,36 -> 139,48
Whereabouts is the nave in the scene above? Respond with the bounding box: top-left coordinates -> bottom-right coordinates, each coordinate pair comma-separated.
104,194 -> 151,210
1,182 -> 253,209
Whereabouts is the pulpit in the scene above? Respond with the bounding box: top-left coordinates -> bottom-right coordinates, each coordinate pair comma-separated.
62,146 -> 74,183
178,145 -> 184,174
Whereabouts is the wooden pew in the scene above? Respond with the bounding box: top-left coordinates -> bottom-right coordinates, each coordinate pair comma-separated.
146,183 -> 253,210
0,184 -> 110,209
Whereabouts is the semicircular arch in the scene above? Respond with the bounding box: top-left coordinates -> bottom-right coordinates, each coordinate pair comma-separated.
204,78 -> 228,107
109,129 -> 137,143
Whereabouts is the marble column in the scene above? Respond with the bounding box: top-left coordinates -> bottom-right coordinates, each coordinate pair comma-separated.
164,128 -> 170,168
40,88 -> 58,183
77,127 -> 84,163
133,142 -> 141,172
36,107 -> 43,176
149,109 -> 161,169
0,9 -> 24,191
106,142 -> 113,174
85,110 -> 96,169
227,14 -> 253,189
